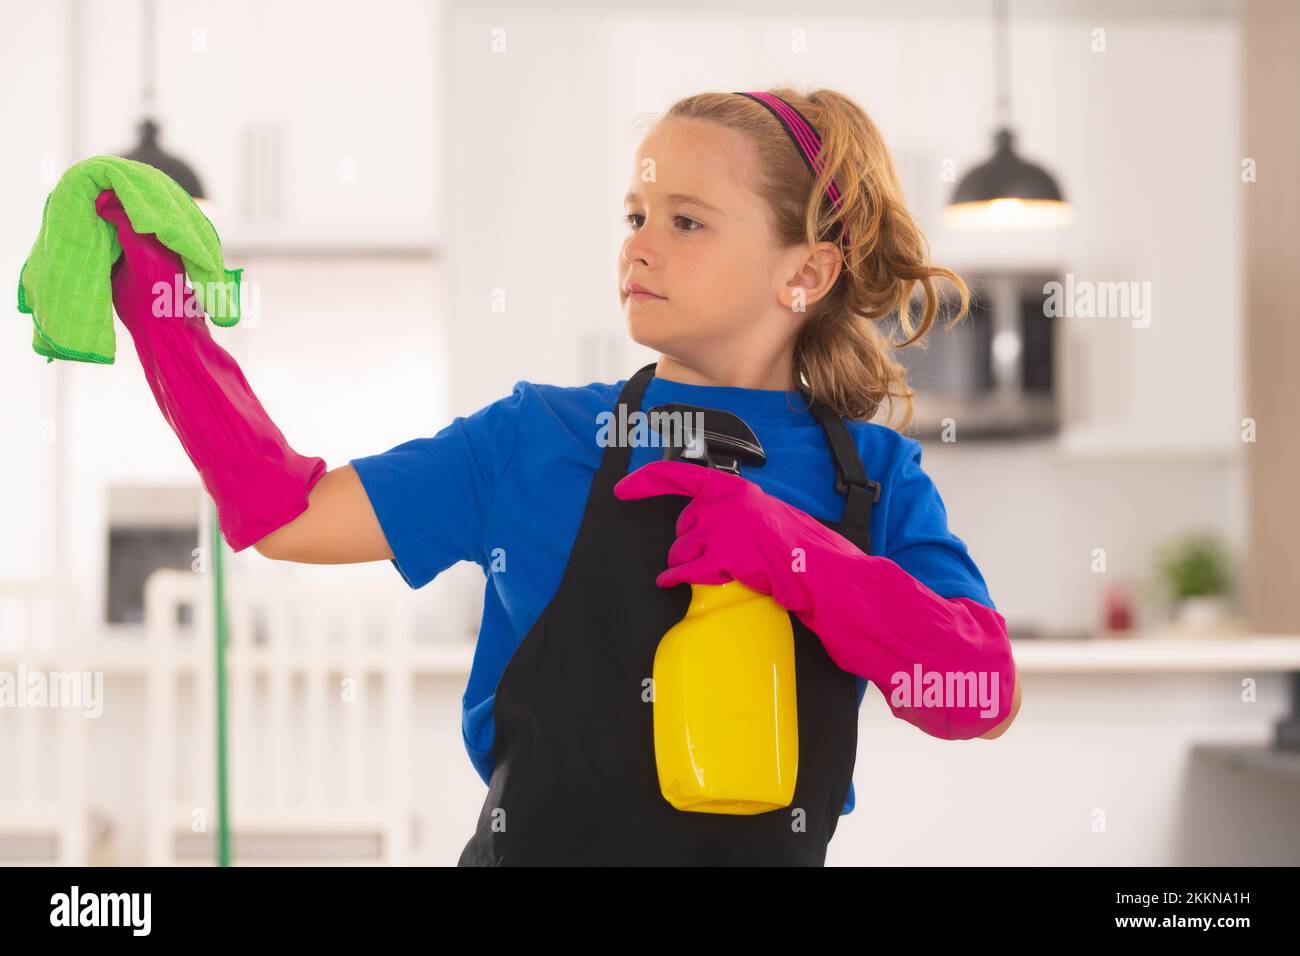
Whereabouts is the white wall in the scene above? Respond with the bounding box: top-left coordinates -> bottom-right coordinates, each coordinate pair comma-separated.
0,1 -> 71,582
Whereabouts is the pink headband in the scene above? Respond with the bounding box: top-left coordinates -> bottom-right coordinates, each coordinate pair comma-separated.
735,90 -> 848,243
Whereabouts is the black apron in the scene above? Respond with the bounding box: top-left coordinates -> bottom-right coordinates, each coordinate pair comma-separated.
458,361 -> 880,866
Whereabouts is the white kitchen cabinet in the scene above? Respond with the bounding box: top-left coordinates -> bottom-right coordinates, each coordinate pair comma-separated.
77,0 -> 439,250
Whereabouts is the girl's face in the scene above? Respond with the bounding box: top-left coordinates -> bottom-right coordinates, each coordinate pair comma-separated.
618,117 -> 821,365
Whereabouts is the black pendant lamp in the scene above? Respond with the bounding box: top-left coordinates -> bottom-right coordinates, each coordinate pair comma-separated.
945,0 -> 1072,230
119,0 -> 206,202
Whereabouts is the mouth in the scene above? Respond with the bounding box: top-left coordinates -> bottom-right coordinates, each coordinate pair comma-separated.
625,282 -> 665,301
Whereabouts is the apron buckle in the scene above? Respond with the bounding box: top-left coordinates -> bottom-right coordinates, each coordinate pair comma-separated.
836,473 -> 881,502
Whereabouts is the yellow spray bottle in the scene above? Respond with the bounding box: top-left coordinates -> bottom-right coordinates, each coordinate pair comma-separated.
647,403 -> 799,814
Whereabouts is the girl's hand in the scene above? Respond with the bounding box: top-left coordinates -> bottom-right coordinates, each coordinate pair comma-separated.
614,458 -> 1019,740
612,459 -> 859,612
96,189 -> 197,338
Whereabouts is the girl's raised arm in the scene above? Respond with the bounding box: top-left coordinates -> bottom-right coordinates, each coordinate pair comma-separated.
252,465 -> 393,565
100,189 -> 392,567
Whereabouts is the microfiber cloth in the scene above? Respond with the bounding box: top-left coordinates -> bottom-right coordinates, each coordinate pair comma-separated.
15,155 -> 242,364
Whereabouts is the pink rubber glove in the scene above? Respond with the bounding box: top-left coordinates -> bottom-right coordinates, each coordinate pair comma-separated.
97,189 -> 327,552
614,459 -> 1016,740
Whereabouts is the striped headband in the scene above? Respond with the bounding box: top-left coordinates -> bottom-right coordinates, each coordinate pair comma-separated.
735,90 -> 847,243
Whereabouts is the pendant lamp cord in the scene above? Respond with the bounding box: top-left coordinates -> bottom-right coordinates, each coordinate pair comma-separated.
141,0 -> 155,116
994,0 -> 1010,130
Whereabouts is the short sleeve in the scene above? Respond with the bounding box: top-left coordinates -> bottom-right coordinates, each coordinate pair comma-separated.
349,383 -> 523,589
883,436 -> 996,610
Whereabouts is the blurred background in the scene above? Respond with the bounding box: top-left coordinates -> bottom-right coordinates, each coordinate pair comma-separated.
2,0 -> 1298,866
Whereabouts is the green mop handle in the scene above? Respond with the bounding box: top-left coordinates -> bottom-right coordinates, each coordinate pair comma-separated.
210,499 -> 231,866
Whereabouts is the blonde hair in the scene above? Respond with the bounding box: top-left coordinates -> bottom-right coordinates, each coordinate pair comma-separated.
660,87 -> 970,427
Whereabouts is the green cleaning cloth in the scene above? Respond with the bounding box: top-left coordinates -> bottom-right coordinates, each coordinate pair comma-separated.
16,155 -> 242,364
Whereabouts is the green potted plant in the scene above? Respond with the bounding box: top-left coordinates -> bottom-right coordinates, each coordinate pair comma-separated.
1155,532 -> 1233,629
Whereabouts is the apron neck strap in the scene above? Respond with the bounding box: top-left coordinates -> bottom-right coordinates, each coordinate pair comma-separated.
593,361 -> 659,493
805,400 -> 881,539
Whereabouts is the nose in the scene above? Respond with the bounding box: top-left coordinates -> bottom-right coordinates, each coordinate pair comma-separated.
621,222 -> 655,268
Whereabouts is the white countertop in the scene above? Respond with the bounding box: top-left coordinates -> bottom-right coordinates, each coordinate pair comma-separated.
20,627 -> 1300,677
1011,631 -> 1300,673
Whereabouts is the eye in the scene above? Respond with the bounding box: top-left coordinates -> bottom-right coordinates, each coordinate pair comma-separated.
622,212 -> 703,233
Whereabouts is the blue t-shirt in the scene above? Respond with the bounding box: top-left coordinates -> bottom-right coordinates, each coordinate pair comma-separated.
350,374 -> 996,815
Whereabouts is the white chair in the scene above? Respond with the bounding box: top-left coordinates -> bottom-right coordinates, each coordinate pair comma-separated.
143,568 -> 416,865
0,580 -> 92,865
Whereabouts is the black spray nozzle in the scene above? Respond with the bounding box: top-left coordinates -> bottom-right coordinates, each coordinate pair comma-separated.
647,403 -> 766,476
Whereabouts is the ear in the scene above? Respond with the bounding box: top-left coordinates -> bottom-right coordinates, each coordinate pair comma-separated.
777,241 -> 843,316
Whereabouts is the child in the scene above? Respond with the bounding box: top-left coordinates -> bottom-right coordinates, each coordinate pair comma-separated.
102,87 -> 1019,867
